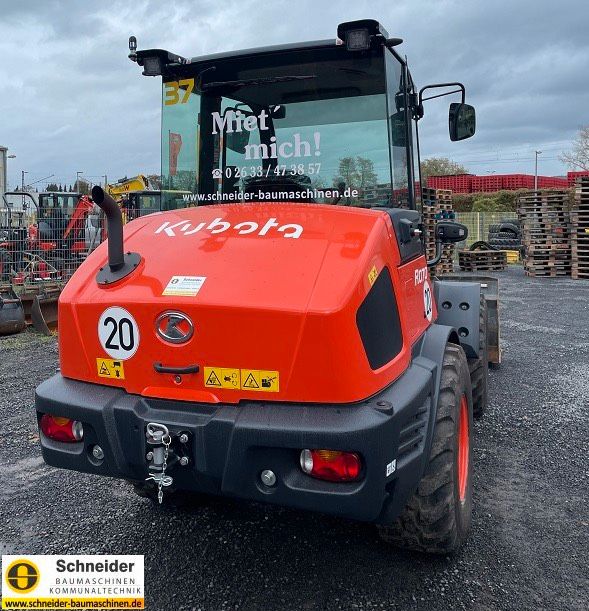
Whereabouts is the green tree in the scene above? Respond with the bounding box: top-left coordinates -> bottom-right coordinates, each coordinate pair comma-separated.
165,170 -> 197,192
356,157 -> 378,189
337,157 -> 357,188
78,180 -> 90,195
560,125 -> 589,170
421,157 -> 469,178
147,174 -> 162,190
46,182 -> 59,191
335,156 -> 378,188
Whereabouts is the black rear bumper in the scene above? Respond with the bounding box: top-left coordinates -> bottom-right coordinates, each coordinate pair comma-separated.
35,358 -> 437,524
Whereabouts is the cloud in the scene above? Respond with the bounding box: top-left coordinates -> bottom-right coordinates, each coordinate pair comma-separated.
1,0 -> 587,189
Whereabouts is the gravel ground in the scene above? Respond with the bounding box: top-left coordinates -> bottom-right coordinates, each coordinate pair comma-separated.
1,266 -> 588,610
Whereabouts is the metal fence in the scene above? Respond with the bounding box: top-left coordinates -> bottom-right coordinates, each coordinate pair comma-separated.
0,192 -> 101,288
454,211 -> 518,248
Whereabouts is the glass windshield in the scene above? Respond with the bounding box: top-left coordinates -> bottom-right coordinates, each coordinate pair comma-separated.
161,45 -> 409,207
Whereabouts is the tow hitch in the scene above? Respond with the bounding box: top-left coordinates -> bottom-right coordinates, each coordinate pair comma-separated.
144,422 -> 191,503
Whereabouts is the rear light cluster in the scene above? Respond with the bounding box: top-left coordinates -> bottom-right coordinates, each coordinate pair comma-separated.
40,414 -> 83,443
300,449 -> 362,482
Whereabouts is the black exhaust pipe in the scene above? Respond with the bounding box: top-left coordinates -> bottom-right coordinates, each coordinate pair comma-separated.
92,186 -> 125,270
92,186 -> 141,285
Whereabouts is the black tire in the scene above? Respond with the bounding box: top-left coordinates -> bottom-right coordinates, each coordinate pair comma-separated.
488,223 -> 502,234
496,230 -> 519,239
488,230 -> 520,240
469,240 -> 496,251
469,297 -> 488,418
498,222 -> 520,235
378,343 -> 473,553
488,239 -> 521,249
488,231 -> 516,241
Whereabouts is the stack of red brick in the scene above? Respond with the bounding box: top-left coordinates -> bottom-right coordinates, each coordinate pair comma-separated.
567,171 -> 589,187
426,173 -> 574,194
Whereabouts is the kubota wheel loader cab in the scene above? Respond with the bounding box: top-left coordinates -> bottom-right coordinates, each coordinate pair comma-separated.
159,26 -> 416,209
36,20 -> 487,554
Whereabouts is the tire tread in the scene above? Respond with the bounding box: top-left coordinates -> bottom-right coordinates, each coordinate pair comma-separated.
378,343 -> 472,553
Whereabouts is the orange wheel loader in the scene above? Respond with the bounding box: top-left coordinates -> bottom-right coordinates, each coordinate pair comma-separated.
36,20 -> 491,553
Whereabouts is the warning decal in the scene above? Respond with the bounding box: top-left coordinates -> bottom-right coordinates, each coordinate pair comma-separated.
204,367 -> 241,389
242,373 -> 259,389
203,367 -> 279,392
163,276 -> 206,297
96,358 -> 125,379
241,369 -> 279,392
368,265 -> 379,286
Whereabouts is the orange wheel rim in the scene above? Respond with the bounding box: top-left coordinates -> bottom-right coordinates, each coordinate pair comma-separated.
457,394 -> 470,502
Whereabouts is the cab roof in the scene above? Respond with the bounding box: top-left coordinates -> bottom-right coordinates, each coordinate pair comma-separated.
188,39 -> 336,67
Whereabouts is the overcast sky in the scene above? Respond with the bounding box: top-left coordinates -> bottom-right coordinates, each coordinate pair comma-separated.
1,0 -> 588,190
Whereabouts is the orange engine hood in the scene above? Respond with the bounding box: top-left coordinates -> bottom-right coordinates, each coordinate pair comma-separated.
59,202 -> 415,404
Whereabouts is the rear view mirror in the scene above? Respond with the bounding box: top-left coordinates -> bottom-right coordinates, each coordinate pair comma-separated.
435,221 -> 468,243
226,130 -> 250,154
449,103 -> 476,141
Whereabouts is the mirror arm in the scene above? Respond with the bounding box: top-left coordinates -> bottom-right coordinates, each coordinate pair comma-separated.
421,88 -> 463,102
417,82 -> 465,117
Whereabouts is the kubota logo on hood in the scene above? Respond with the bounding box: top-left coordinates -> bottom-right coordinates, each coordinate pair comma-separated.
155,217 -> 304,239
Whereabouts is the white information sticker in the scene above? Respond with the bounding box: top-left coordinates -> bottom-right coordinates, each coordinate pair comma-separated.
98,306 -> 140,360
162,276 -> 206,297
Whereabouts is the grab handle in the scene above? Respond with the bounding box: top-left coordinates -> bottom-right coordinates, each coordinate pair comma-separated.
153,363 -> 200,375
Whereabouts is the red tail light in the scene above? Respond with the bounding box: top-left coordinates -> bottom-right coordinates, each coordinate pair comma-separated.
40,414 -> 84,443
300,449 -> 362,482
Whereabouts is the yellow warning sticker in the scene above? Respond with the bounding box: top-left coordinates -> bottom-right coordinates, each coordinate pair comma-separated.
96,358 -> 125,380
203,367 -> 279,392
241,369 -> 279,392
368,265 -> 379,286
204,367 -> 241,389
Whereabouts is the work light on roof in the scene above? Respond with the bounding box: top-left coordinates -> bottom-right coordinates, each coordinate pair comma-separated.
128,36 -> 188,77
337,19 -> 402,51
142,56 -> 164,77
345,29 -> 371,51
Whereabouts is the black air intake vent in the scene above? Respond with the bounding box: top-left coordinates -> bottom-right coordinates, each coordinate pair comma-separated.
397,396 -> 430,462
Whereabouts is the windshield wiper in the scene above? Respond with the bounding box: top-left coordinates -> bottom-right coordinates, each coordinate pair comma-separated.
202,74 -> 316,91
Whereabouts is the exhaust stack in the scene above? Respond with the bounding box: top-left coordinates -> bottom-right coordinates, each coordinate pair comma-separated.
92,186 -> 141,285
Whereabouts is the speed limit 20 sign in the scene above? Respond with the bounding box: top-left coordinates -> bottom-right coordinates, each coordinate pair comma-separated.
98,307 -> 140,360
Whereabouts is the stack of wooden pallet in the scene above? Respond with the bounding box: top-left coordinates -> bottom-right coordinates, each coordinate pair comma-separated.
422,187 -> 455,275
571,177 -> 589,280
458,249 -> 507,272
518,191 -> 571,277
